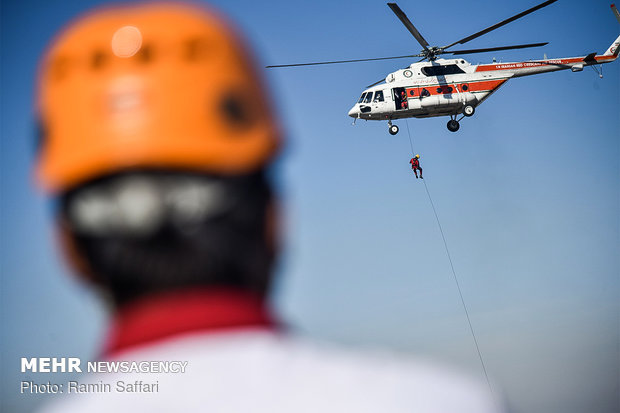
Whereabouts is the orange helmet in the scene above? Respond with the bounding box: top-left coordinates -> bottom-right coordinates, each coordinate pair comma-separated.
36,3 -> 281,193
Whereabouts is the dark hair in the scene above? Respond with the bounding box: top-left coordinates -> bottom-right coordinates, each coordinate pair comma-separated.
60,170 -> 274,306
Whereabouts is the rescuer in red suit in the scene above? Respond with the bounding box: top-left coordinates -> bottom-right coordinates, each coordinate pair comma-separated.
410,154 -> 423,179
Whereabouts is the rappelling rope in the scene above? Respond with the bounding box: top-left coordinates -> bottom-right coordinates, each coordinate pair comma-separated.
404,120 -> 492,393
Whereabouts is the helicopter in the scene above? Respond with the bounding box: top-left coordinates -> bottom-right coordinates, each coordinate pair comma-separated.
267,1 -> 620,134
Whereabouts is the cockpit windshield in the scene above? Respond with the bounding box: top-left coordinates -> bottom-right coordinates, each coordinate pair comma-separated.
363,92 -> 373,103
358,93 -> 366,103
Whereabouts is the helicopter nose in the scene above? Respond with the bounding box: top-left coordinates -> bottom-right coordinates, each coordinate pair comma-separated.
348,105 -> 359,118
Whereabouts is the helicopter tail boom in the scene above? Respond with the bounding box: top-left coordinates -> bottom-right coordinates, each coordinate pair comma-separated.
473,32 -> 619,78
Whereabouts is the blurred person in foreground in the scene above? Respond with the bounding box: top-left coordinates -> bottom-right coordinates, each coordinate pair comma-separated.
35,3 -> 502,412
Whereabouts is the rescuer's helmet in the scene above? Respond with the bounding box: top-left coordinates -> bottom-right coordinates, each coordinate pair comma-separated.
35,3 -> 281,304
35,2 -> 281,193
415,154 -> 420,159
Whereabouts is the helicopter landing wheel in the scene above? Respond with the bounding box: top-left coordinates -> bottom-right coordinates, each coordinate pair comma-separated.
389,124 -> 399,135
463,105 -> 475,117
447,119 -> 460,132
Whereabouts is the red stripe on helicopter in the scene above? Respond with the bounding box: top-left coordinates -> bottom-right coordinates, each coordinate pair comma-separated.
404,79 -> 507,97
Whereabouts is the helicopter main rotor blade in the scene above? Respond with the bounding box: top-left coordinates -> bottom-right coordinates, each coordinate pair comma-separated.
449,42 -> 548,55
366,78 -> 386,88
387,3 -> 430,52
442,0 -> 558,50
612,3 -> 620,25
265,54 -> 422,68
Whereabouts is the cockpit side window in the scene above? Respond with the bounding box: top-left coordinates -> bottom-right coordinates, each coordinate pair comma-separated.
363,92 -> 373,103
358,93 -> 367,103
373,90 -> 384,102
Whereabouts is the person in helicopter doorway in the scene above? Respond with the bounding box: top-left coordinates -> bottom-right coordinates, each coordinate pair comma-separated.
410,154 -> 423,179
400,90 -> 408,109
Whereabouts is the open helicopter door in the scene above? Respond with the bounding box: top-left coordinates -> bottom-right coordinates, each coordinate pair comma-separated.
392,87 -> 409,110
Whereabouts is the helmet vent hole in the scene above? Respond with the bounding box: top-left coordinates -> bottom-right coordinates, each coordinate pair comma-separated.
136,44 -> 152,63
184,38 -> 209,61
220,94 -> 254,130
91,50 -> 107,70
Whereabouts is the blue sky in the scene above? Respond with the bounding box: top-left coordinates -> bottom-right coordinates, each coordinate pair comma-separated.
1,0 -> 618,412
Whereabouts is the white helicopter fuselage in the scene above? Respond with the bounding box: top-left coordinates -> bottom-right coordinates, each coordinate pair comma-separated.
348,35 -> 619,124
